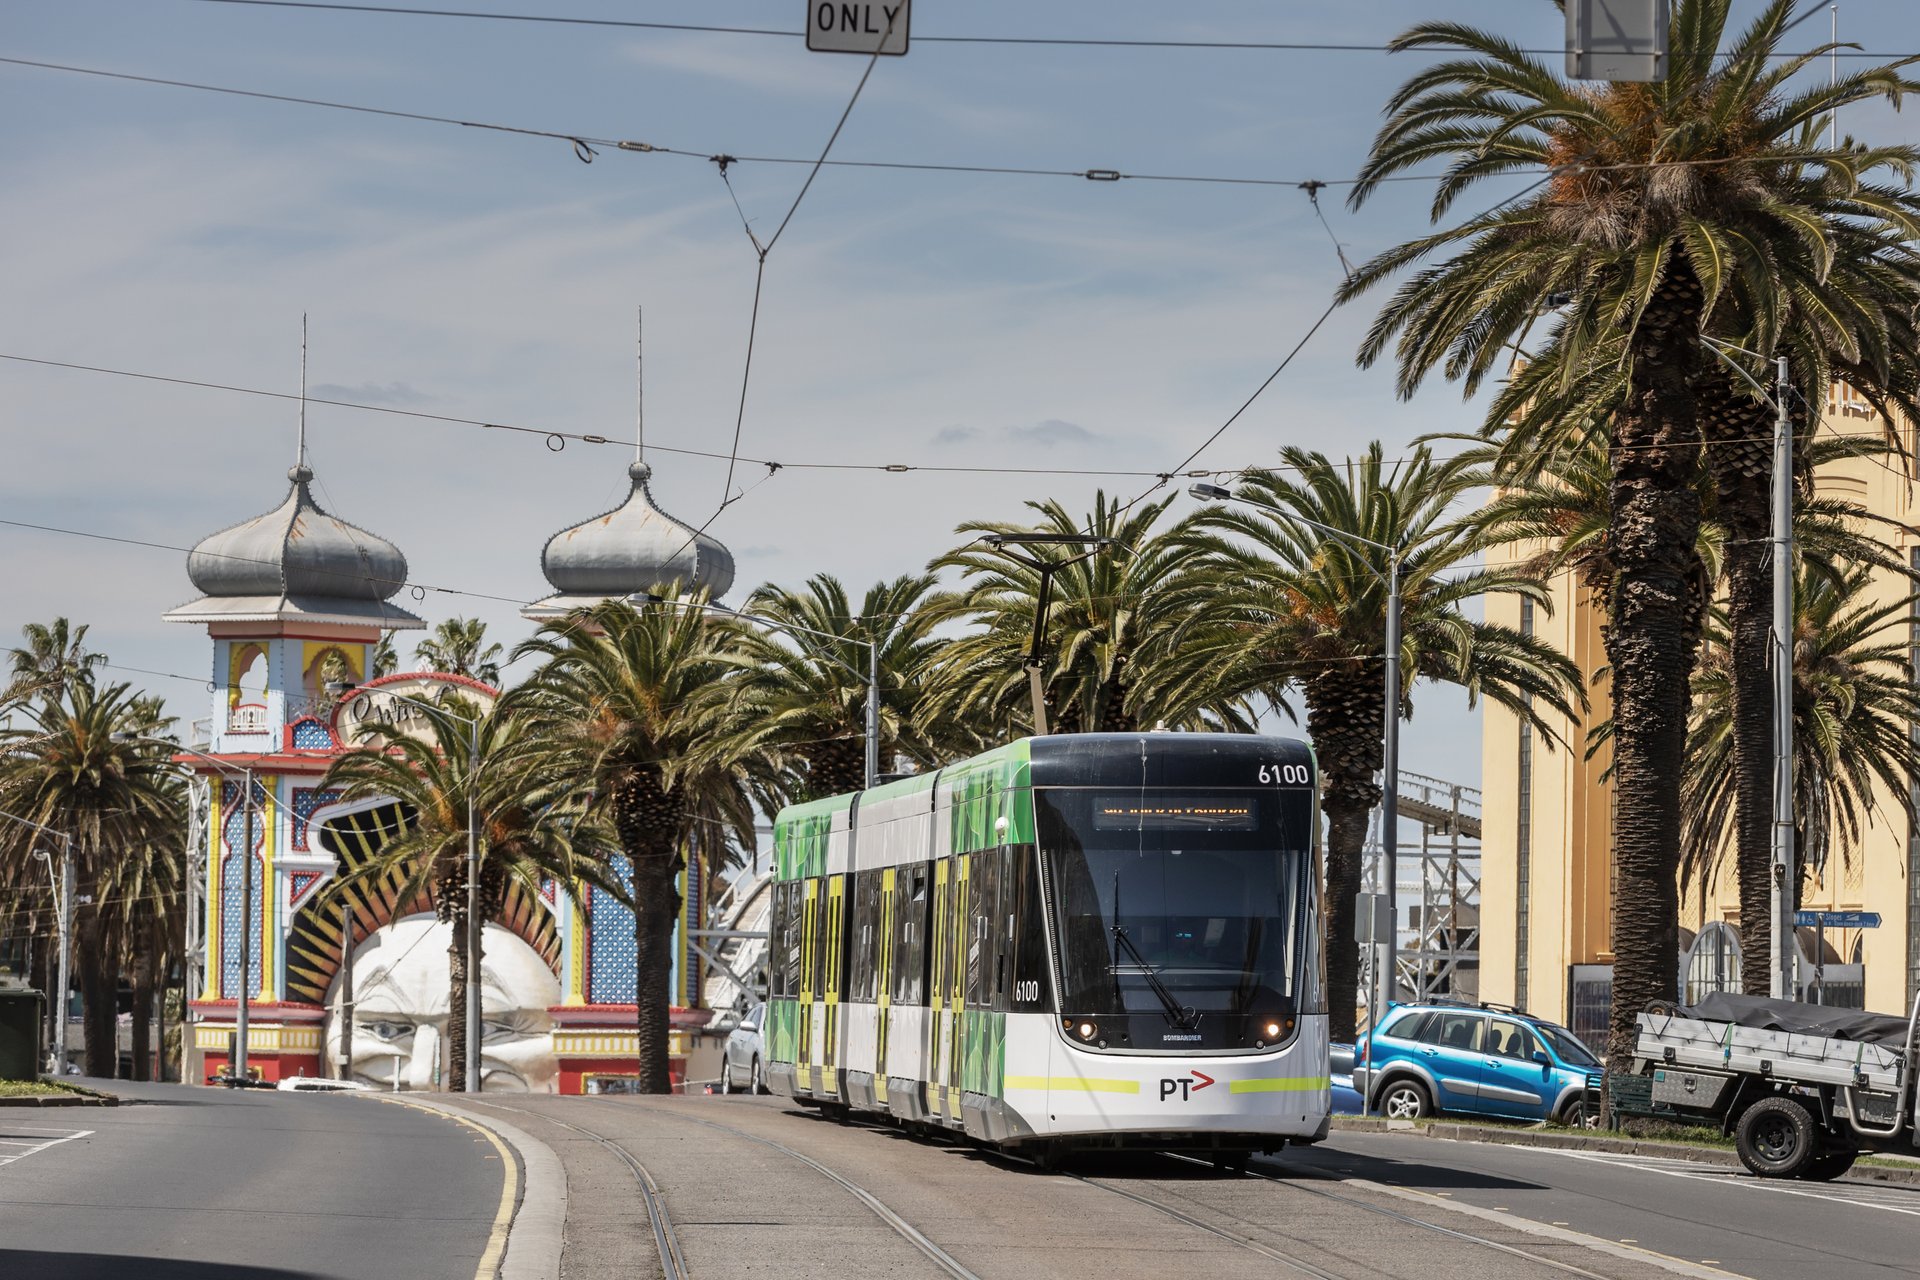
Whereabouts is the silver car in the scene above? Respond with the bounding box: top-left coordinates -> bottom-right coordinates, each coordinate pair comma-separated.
720,1002 -> 768,1094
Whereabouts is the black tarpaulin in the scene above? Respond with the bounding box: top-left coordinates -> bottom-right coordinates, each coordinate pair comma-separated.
1682,992 -> 1911,1045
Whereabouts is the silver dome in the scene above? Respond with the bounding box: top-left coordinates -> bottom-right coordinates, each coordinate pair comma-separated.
165,465 -> 422,629
531,462 -> 735,608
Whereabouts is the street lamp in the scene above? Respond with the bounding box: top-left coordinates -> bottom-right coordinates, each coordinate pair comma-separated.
973,533 -> 1120,736
1700,337 -> 1798,1001
0,810 -> 73,1075
330,682 -> 485,1091
125,735 -> 258,1085
1188,481 -> 1407,1020
630,593 -> 882,788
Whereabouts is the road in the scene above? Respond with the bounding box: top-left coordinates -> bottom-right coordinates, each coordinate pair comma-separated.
1299,1129 -> 1920,1279
453,1091 -> 1814,1280
0,1079 -> 505,1280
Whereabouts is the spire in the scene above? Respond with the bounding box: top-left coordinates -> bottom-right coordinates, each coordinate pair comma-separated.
645,305 -> 652,470
295,313 -> 311,483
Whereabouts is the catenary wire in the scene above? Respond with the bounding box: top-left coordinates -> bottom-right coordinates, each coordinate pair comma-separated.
177,1 -> 1916,57
1,56 -> 1852,190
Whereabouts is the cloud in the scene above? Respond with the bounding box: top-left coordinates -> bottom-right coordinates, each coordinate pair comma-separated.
930,425 -> 980,446
310,381 -> 433,407
1007,419 -> 1097,447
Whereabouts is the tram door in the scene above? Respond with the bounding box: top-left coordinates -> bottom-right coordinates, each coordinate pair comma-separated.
797,878 -> 818,1093
875,866 -> 896,1107
927,854 -> 970,1124
821,874 -> 845,1098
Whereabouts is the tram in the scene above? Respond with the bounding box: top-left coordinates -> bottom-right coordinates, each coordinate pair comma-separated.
764,732 -> 1330,1161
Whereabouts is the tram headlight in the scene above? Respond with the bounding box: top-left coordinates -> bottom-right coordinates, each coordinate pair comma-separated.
1064,1018 -> 1100,1042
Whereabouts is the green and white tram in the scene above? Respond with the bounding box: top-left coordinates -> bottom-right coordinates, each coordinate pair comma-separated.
765,732 -> 1329,1160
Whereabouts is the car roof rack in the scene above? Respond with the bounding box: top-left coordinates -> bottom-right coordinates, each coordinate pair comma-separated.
1406,997 -> 1530,1017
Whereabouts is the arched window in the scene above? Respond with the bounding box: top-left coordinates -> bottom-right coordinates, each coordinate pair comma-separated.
1683,921 -> 1742,1004
228,643 -> 268,733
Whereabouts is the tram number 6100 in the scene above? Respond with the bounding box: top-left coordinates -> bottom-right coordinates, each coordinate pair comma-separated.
1258,763 -> 1311,786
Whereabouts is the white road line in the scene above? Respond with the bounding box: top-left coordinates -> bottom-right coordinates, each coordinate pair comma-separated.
1546,1149 -> 1920,1218
0,1128 -> 90,1168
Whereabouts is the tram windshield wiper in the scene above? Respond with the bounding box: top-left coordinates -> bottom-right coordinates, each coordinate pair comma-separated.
1110,924 -> 1198,1030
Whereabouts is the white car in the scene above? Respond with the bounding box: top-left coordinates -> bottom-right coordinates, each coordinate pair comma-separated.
719,1003 -> 768,1094
277,1076 -> 371,1092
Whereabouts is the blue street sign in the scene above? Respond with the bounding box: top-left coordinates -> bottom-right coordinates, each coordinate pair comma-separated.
1794,911 -> 1881,929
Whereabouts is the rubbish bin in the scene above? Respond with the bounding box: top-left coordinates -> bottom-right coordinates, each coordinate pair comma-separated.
0,988 -> 45,1080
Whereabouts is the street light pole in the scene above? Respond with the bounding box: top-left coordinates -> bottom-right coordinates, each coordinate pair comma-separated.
2,810 -> 77,1076
1699,338 -> 1799,1000
1188,482 -> 1406,1020
1769,354 -> 1797,1000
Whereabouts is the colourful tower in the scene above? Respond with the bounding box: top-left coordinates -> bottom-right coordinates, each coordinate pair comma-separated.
165,458 -> 421,1082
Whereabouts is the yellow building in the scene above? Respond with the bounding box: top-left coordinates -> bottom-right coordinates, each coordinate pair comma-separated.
1478,386 -> 1920,1043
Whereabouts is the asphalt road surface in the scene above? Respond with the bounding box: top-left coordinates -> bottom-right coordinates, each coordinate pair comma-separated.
1296,1130 -> 1920,1279
0,1079 -> 505,1280
456,1092 -> 1768,1279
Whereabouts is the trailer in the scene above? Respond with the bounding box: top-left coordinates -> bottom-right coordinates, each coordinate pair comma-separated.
1633,991 -> 1920,1179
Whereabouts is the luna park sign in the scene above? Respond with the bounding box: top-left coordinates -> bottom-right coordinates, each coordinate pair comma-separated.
329,673 -> 499,748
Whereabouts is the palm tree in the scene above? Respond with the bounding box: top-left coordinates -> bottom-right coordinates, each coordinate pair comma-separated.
372,634 -> 400,679
1683,563 -> 1920,920
415,617 -> 505,686
924,491 -> 1256,740
1339,0 -> 1920,1068
322,698 -> 607,1091
1169,444 -> 1583,1041
726,573 -> 948,800
506,595 -> 768,1092
5,617 -> 104,710
0,677 -> 185,1075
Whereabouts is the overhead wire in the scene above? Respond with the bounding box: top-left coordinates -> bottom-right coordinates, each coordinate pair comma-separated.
176,1 -> 1916,57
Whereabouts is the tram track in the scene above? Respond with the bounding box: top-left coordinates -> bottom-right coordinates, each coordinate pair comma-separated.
1163,1151 -> 1616,1279
1067,1167 -> 1354,1280
474,1097 -> 980,1280
467,1098 -> 688,1280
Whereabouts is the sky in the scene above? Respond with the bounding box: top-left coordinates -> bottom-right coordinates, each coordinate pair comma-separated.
5,0 -> 1917,793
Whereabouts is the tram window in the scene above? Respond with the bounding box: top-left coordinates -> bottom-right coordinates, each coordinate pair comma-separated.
774,882 -> 802,999
891,862 -> 929,1005
1009,849 -> 1051,1011
850,870 -> 881,1002
967,850 -> 1003,1007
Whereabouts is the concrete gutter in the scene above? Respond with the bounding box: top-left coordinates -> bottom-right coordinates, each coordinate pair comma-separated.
399,1095 -> 566,1280
1332,1114 -> 1920,1186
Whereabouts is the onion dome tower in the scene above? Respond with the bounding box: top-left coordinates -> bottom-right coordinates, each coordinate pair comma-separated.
522,314 -> 734,619
164,320 -> 424,1087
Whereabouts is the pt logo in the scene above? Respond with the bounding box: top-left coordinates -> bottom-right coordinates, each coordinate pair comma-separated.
1158,1070 -> 1215,1101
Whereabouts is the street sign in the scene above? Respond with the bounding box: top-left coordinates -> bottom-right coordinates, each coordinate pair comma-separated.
1794,911 -> 1882,929
806,1 -> 909,56
1356,892 -> 1391,945
1565,0 -> 1669,82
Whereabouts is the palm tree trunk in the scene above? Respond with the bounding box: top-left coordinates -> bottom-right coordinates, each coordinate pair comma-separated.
1602,262 -> 1706,1084
446,905 -> 469,1092
74,906 -> 117,1078
802,737 -> 865,800
1305,665 -> 1386,1044
130,927 -> 155,1083
615,769 -> 685,1095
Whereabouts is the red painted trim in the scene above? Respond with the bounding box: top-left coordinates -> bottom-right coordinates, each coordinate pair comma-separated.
199,1051 -> 323,1084
208,623 -> 382,641
558,1056 -> 686,1096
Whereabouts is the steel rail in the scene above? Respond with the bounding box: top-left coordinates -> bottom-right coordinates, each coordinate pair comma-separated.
464,1100 -> 687,1280
587,1100 -> 981,1280
1068,1167 -> 1353,1279
1166,1152 -> 1614,1280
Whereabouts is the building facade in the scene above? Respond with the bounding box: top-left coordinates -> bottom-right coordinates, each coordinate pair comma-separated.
1479,393 -> 1920,1043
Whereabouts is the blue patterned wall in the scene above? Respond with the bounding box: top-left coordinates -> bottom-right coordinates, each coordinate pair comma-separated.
219,778 -> 269,998
587,855 -> 637,1004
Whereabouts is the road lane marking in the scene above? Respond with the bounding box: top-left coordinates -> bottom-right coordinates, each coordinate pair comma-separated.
0,1128 -> 90,1167
1338,1176 -> 1747,1280
1548,1150 -> 1920,1219
373,1097 -> 517,1280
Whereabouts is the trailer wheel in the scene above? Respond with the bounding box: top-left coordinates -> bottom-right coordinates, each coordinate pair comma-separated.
1735,1096 -> 1819,1178
1802,1148 -> 1858,1181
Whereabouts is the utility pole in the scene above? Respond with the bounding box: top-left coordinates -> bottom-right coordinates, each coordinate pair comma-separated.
1770,355 -> 1798,1000
54,848 -> 72,1075
338,901 -> 355,1081
466,714 -> 480,1093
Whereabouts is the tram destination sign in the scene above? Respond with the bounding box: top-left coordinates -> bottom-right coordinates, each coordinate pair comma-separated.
1794,910 -> 1881,929
807,1 -> 909,55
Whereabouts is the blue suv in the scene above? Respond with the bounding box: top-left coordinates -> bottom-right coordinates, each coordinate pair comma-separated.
1351,1002 -> 1602,1124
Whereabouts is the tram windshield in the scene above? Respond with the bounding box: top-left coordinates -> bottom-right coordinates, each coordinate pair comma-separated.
1038,787 -> 1313,1053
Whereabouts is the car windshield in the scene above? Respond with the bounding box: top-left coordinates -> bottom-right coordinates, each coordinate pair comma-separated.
1535,1022 -> 1599,1067
1038,786 -> 1311,1022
